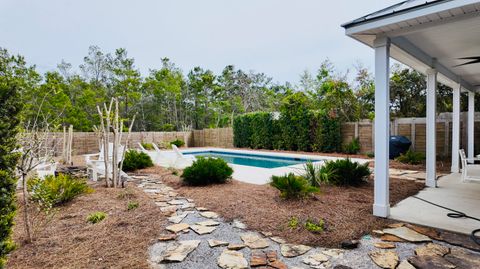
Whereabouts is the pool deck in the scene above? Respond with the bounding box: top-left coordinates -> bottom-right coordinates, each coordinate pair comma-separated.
180,147 -> 370,185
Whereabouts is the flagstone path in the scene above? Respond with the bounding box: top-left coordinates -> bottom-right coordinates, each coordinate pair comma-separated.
131,174 -> 480,269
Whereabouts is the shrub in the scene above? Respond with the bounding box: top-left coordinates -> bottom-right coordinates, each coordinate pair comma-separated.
304,218 -> 324,233
343,138 -> 361,154
279,92 -> 312,151
250,112 -> 275,149
170,139 -> 185,148
395,149 -> 425,165
127,201 -> 139,210
233,115 -> 252,148
319,159 -> 371,186
162,123 -> 175,131
28,174 -> 93,207
270,173 -> 319,199
87,212 -> 107,224
288,216 -> 299,229
303,161 -> 322,187
141,142 -> 154,150
311,110 -> 342,153
0,48 -> 25,267
366,152 -> 374,158
122,150 -> 154,172
181,157 -> 233,186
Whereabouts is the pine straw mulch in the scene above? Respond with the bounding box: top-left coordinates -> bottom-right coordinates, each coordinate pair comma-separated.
141,166 -> 425,248
7,182 -> 167,269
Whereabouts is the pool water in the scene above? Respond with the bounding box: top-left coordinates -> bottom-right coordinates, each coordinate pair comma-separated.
183,151 -> 319,168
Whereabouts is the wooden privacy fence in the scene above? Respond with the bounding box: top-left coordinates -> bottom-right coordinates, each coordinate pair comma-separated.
42,113 -> 479,158
341,113 -> 480,157
44,128 -> 234,156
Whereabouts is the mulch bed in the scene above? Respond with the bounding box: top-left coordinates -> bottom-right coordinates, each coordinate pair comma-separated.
8,182 -> 166,269
140,166 -> 425,248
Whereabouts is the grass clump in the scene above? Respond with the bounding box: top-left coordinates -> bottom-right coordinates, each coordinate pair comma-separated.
181,157 -> 233,186
304,218 -> 324,233
395,149 -> 425,165
319,158 -> 371,186
28,174 -> 93,207
343,138 -> 361,154
170,139 -> 185,148
127,201 -> 139,210
122,150 -> 154,172
87,212 -> 107,224
270,173 -> 319,199
141,142 -> 154,150
288,217 -> 299,229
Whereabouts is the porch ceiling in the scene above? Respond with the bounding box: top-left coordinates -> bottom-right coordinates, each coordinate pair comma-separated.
343,0 -> 480,91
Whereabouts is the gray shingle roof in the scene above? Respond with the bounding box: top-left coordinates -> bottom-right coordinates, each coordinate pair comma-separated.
342,0 -> 446,28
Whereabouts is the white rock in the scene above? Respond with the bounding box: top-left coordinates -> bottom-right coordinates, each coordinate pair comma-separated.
161,240 -> 201,262
200,211 -> 219,219
217,250 -> 248,269
208,239 -> 229,247
190,224 -> 217,235
280,244 -> 312,257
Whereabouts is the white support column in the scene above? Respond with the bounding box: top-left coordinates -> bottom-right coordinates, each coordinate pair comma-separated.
468,91 -> 475,160
373,36 -> 390,217
426,69 -> 437,187
451,84 -> 461,172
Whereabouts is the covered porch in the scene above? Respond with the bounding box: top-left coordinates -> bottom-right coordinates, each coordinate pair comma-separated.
342,0 -> 480,234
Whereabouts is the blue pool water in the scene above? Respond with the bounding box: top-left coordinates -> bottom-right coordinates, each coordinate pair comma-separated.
183,151 -> 319,168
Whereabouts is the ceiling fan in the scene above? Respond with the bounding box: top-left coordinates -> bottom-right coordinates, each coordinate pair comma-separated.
454,56 -> 480,67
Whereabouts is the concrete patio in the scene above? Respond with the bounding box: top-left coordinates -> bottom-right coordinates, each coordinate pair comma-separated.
390,173 -> 480,235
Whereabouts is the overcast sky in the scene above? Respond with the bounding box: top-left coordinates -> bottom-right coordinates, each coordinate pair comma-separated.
1,0 -> 400,84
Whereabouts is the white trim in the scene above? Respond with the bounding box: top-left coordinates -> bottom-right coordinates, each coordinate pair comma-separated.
426,69 -> 437,188
373,37 -> 391,218
451,84 -> 461,173
344,0 -> 480,35
468,91 -> 475,159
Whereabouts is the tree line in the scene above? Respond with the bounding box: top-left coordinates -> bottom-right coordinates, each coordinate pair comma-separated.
10,46 -> 480,132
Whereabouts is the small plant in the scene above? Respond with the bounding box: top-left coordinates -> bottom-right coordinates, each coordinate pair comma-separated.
141,142 -> 154,150
122,150 -> 154,172
304,218 -> 324,233
170,139 -> 185,148
303,161 -> 321,187
288,216 -> 299,229
343,138 -> 361,154
117,188 -> 136,199
168,167 -> 179,176
127,201 -> 139,210
28,174 -> 93,207
319,159 -> 371,186
366,152 -> 374,158
87,212 -> 107,224
181,157 -> 233,186
270,173 -> 319,199
395,149 -> 425,165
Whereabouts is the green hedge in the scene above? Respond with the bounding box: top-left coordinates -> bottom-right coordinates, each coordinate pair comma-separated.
233,94 -> 342,153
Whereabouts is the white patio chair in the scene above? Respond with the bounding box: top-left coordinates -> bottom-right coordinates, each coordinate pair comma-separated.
84,143 -> 127,181
171,144 -> 196,169
459,149 -> 480,182
139,143 -> 173,167
35,161 -> 57,179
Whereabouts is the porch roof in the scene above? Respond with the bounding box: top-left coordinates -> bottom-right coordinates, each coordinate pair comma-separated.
342,0 -> 480,92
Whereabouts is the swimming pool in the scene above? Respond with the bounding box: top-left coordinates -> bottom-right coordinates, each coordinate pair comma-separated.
183,150 -> 320,168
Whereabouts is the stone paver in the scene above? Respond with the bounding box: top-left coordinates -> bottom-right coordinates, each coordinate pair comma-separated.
134,175 -> 478,269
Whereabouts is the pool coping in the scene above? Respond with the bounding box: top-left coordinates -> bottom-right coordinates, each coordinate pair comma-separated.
178,147 -> 370,185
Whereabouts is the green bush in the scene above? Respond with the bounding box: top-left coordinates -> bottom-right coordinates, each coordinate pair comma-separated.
366,152 -> 374,158
141,142 -> 154,150
0,48 -> 25,267
343,138 -> 361,154
233,115 -> 252,148
28,174 -> 93,207
311,111 -> 342,153
270,173 -> 319,199
319,159 -> 371,186
395,149 -> 425,165
279,92 -> 312,151
250,112 -> 275,149
170,139 -> 185,148
122,150 -> 154,172
303,161 -> 323,187
127,201 -> 139,210
304,218 -> 324,233
162,123 -> 175,131
288,216 -> 299,229
181,157 -> 233,186
87,212 -> 107,224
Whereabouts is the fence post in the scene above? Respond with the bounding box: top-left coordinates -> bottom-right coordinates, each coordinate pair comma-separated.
354,122 -> 359,138
411,118 -> 416,151
444,120 -> 449,158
